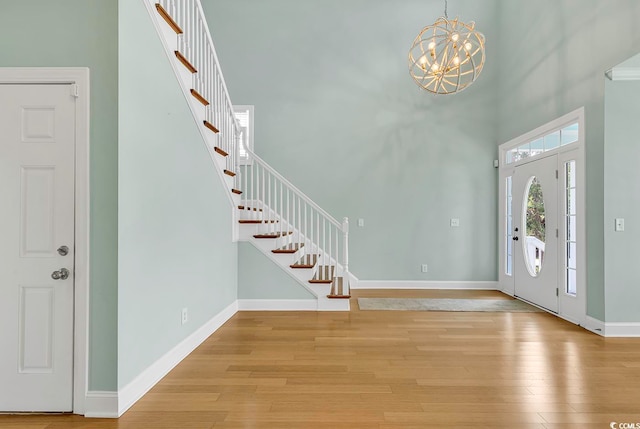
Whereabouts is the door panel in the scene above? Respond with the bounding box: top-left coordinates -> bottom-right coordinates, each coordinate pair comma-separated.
0,84 -> 75,412
513,155 -> 559,312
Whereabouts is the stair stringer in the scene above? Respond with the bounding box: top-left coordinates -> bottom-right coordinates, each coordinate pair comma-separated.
142,1 -> 241,219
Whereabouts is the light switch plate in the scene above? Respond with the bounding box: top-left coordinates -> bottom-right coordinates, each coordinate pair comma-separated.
615,218 -> 625,232
450,218 -> 460,227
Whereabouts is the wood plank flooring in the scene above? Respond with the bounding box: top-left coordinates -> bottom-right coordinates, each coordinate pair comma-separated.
2,290 -> 640,428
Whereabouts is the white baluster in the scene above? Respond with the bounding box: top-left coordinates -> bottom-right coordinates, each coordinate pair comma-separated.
342,217 -> 350,296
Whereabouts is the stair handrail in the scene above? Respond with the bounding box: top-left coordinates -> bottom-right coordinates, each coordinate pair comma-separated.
192,1 -> 240,133
245,148 -> 343,230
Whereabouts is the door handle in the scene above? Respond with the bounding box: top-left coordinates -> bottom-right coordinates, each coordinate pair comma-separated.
512,236 -> 519,241
57,245 -> 69,256
51,268 -> 70,280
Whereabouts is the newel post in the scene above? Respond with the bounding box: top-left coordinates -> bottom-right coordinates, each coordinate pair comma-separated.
342,217 -> 351,296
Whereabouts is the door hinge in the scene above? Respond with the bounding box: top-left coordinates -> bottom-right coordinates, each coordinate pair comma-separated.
71,84 -> 79,98
556,288 -> 559,296
556,228 -> 559,238
555,169 -> 559,179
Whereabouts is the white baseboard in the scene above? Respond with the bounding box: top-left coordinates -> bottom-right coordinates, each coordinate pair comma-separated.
84,391 -> 119,418
116,300 -> 238,417
603,321 -> 640,337
354,280 -> 499,290
238,299 -> 318,311
583,316 -> 640,337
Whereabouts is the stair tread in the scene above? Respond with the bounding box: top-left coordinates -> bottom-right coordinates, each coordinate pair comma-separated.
214,147 -> 228,157
224,169 -> 236,177
290,254 -> 318,269
190,88 -> 209,106
272,243 -> 304,254
175,51 -> 197,73
155,3 -> 183,34
204,120 -> 220,134
327,277 -> 350,298
231,188 -> 242,195
309,265 -> 335,284
253,231 -> 293,239
238,205 -> 263,212
238,219 -> 278,224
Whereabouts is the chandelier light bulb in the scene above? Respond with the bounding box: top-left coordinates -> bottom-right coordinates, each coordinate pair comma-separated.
408,16 -> 485,94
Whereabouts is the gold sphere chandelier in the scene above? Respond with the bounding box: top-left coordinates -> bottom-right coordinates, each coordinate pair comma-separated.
408,0 -> 485,95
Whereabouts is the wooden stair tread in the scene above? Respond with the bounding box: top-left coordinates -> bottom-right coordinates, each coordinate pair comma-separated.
204,120 -> 219,134
214,147 -> 228,157
309,265 -> 335,284
272,243 -> 304,254
190,88 -> 209,106
155,3 -> 183,34
238,219 -> 278,224
327,277 -> 350,298
238,205 -> 263,212
253,231 -> 293,239
231,188 -> 242,195
290,254 -> 318,269
175,51 -> 197,73
224,169 -> 236,177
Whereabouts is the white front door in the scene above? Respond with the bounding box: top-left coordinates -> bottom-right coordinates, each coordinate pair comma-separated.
0,84 -> 76,412
512,154 -> 559,312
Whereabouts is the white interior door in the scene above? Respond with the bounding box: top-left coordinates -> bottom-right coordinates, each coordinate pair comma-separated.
513,154 -> 559,312
0,84 -> 76,412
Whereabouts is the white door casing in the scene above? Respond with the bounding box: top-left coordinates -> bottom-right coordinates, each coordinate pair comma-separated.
512,154 -> 559,313
0,68 -> 90,414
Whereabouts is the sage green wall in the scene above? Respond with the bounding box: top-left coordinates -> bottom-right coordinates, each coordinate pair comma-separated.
496,0 -> 640,320
117,0 -> 237,388
604,77 -> 640,322
204,0 -> 500,282
238,243 -> 315,300
0,1 -> 118,391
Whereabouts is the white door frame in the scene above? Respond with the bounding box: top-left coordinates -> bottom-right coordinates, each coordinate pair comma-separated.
0,68 -> 90,414
498,107 -> 586,327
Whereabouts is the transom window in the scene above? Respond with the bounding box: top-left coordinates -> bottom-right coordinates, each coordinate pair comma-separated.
505,123 -> 578,164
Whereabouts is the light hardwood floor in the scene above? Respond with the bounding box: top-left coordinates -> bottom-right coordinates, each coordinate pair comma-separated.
2,290 -> 640,428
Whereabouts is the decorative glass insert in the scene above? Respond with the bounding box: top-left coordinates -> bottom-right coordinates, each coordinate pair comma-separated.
505,123 -> 579,165
505,176 -> 513,276
565,161 -> 577,295
524,177 -> 545,277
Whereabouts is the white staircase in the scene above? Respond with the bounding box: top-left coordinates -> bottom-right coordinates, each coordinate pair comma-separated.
143,0 -> 356,310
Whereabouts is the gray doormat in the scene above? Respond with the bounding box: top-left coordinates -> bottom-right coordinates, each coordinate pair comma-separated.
357,298 -> 544,312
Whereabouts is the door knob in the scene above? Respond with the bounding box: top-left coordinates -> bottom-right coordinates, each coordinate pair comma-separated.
57,245 -> 69,256
51,268 -> 70,280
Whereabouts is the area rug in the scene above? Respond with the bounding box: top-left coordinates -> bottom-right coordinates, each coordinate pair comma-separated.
357,298 -> 543,312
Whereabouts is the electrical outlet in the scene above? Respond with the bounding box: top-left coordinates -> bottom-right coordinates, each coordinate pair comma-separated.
358,218 -> 365,227
450,218 -> 460,227
181,308 -> 188,325
421,264 -> 428,273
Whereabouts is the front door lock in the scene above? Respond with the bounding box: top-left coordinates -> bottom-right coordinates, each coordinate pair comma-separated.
51,268 -> 70,280
57,245 -> 69,256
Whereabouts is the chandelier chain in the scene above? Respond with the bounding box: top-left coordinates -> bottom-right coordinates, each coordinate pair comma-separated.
444,0 -> 448,18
